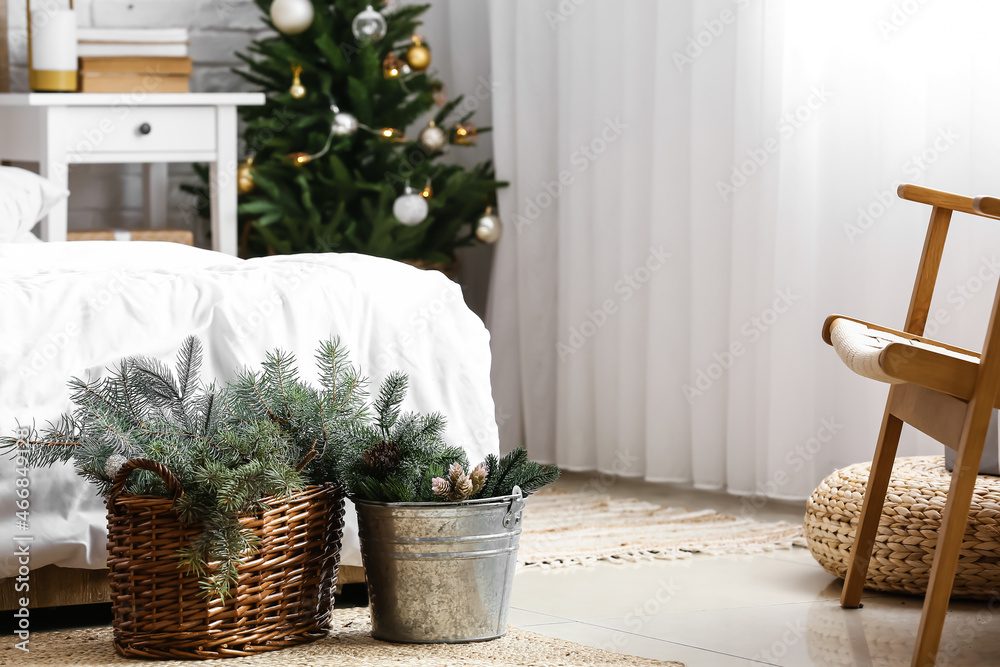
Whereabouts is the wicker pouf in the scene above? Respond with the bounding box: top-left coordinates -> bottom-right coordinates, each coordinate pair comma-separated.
805,456 -> 1000,599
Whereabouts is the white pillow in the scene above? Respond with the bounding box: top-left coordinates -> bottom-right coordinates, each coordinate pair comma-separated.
0,166 -> 70,242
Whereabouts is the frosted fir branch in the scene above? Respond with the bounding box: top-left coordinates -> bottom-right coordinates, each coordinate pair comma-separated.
175,335 -> 204,402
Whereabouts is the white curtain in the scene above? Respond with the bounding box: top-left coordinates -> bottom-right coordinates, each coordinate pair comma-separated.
486,0 -> 1000,499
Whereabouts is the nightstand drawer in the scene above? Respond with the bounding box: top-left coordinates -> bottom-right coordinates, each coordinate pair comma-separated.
60,106 -> 217,155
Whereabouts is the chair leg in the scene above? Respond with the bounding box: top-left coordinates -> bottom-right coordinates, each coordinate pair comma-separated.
841,398 -> 904,609
911,431 -> 988,667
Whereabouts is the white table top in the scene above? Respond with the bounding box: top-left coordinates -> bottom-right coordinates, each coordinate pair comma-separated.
0,93 -> 266,107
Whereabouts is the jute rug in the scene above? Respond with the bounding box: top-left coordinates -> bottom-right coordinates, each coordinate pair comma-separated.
519,489 -> 805,567
11,606 -> 683,667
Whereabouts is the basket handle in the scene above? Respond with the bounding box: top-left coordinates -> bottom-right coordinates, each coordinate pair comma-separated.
109,458 -> 184,503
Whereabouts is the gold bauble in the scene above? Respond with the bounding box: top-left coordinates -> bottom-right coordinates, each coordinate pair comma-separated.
406,35 -> 431,71
237,160 -> 256,194
288,152 -> 312,166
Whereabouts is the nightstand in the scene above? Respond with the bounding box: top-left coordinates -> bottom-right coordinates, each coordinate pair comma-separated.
0,92 -> 265,255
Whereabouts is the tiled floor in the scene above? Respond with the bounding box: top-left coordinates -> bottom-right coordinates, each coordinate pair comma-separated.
509,473 -> 1000,666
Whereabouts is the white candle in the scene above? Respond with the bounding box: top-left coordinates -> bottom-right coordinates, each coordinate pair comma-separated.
31,9 -> 77,71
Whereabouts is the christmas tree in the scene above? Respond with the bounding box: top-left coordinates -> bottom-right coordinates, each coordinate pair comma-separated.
189,0 -> 505,262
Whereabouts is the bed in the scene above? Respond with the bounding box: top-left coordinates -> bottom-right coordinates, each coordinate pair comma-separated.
0,241 -> 499,608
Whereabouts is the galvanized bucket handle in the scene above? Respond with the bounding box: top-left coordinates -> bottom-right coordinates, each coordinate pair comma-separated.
503,485 -> 524,529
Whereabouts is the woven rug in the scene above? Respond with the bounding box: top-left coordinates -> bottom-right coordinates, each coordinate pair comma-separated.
518,489 -> 805,567
11,606 -> 683,667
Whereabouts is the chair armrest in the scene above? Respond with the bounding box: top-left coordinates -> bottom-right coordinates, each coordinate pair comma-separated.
898,184 -> 1000,220
974,196 -> 1000,219
821,314 -> 981,358
897,184 -> 978,215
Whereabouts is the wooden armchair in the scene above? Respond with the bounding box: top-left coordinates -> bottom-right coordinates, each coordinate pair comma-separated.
822,184 -> 1000,667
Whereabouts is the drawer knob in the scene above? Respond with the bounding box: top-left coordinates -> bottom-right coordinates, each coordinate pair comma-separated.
138,123 -> 152,135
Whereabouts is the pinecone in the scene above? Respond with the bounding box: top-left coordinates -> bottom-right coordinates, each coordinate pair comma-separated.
431,477 -> 451,498
362,440 -> 402,474
470,463 -> 487,495
451,474 -> 474,501
448,461 -> 465,485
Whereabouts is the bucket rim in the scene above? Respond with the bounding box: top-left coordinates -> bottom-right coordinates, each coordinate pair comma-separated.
351,491 -> 523,509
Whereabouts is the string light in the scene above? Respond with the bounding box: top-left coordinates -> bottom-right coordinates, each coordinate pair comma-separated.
286,102 -> 419,165
452,123 -> 477,145
382,53 -> 409,79
380,127 -> 405,142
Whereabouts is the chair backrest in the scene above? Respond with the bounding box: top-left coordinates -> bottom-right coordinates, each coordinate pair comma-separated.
897,184 -> 1000,340
898,184 -> 1000,403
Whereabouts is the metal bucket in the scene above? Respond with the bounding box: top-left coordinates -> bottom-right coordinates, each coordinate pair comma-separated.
354,486 -> 525,643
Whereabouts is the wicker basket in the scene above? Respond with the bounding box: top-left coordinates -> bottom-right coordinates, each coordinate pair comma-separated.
805,456 -> 1000,599
106,459 -> 345,659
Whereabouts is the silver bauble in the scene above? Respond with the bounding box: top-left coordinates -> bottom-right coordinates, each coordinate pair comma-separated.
270,0 -> 314,34
332,111 -> 358,135
352,5 -> 387,43
418,123 -> 446,152
475,207 -> 503,243
104,454 -> 128,479
393,186 -> 429,225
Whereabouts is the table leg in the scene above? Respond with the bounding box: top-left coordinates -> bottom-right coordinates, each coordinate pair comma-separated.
210,105 -> 238,256
143,163 -> 169,228
38,107 -> 68,243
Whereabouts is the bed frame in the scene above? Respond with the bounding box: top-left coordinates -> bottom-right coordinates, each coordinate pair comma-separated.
0,565 -> 365,610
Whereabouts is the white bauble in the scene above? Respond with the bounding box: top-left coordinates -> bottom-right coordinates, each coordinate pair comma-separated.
332,111 -> 358,135
475,207 -> 503,243
393,187 -> 429,225
352,4 -> 387,43
419,123 -> 446,152
270,0 -> 314,35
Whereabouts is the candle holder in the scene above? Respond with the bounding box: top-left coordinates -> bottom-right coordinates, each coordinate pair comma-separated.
28,0 -> 78,92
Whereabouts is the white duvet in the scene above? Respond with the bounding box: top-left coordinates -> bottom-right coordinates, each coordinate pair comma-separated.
0,242 -> 499,577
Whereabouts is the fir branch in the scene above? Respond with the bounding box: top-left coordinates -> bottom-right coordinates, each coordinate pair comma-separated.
116,361 -> 149,430
472,448 -> 560,499
373,372 -> 407,440
67,376 -> 117,417
234,369 -> 285,425
175,336 -> 204,402
0,337 -> 358,599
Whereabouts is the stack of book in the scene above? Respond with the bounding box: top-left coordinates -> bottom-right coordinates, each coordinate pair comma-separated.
77,28 -> 191,93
